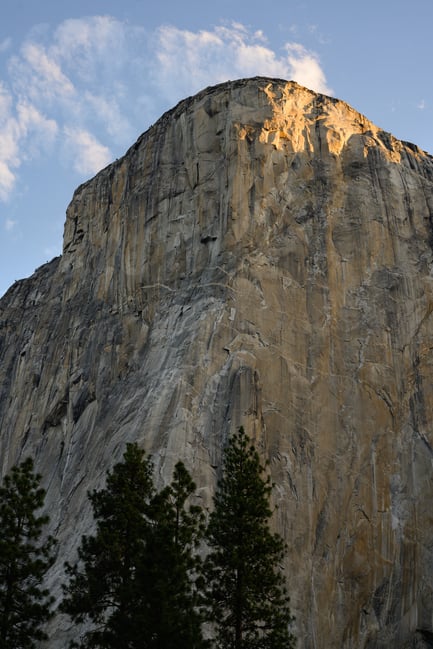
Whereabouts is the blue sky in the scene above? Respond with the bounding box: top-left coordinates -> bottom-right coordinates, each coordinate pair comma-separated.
1,0 -> 432,297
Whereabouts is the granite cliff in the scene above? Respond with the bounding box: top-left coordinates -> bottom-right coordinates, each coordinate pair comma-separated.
1,77 -> 433,648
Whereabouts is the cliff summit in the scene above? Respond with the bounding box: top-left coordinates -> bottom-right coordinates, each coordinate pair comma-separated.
1,77 -> 433,648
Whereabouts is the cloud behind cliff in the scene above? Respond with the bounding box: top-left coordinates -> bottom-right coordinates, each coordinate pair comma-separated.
152,23 -> 332,102
0,1 -> 431,300
0,17 -> 331,203
63,127 -> 112,176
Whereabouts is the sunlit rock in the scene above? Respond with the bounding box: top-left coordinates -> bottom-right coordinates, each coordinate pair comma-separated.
1,77 -> 433,648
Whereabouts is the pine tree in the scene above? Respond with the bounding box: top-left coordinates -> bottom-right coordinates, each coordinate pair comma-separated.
62,445 -> 207,649
204,427 -> 295,649
61,443 -> 155,648
0,457 -> 57,649
136,461 -> 207,649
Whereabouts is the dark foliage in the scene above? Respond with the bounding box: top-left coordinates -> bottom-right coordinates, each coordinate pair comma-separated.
204,427 -> 295,649
135,461 -> 208,649
61,443 -> 154,648
61,444 -> 206,649
0,457 -> 57,649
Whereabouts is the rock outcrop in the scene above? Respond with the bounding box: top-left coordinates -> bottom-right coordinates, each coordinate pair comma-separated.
1,77 -> 433,648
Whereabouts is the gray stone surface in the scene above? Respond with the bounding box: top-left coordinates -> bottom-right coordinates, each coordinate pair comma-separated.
1,77 -> 433,647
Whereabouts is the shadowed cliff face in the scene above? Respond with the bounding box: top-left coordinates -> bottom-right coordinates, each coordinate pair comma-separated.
1,77 -> 433,648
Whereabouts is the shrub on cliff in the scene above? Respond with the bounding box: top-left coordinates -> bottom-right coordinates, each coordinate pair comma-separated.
203,427 -> 296,649
0,457 -> 57,649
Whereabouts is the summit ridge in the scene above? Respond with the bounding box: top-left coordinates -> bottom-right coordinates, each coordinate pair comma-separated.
1,77 -> 433,648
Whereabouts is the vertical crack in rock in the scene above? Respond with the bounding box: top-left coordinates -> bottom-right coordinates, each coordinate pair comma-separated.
1,77 -> 433,648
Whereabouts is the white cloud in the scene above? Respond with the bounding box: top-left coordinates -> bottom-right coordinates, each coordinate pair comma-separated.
16,101 -> 58,155
52,16 -> 134,81
5,218 -> 16,231
0,18 -> 332,201
83,91 -> 133,144
0,162 -> 16,201
285,43 -> 332,95
0,38 -> 12,53
0,17 -> 135,198
418,99 -> 426,110
0,84 -> 20,200
0,80 -> 58,199
64,126 -> 112,175
0,82 -> 12,120
152,23 -> 332,103
16,101 -> 57,134
10,42 -> 75,104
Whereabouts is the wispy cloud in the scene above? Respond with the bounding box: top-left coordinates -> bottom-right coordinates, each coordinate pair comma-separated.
152,24 -> 332,103
0,38 -> 12,53
0,161 -> 15,201
15,41 -> 75,102
83,91 -> 134,144
284,43 -> 331,96
63,127 -> 112,175
0,80 -> 58,200
0,15 -> 148,200
16,101 -> 58,157
52,16 -> 134,81
0,83 -> 21,200
0,18 -> 332,202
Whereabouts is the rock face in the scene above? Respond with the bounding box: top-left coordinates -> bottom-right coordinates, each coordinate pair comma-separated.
1,77 -> 433,648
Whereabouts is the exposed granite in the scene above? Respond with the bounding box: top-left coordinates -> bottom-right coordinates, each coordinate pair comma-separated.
1,77 -> 433,648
